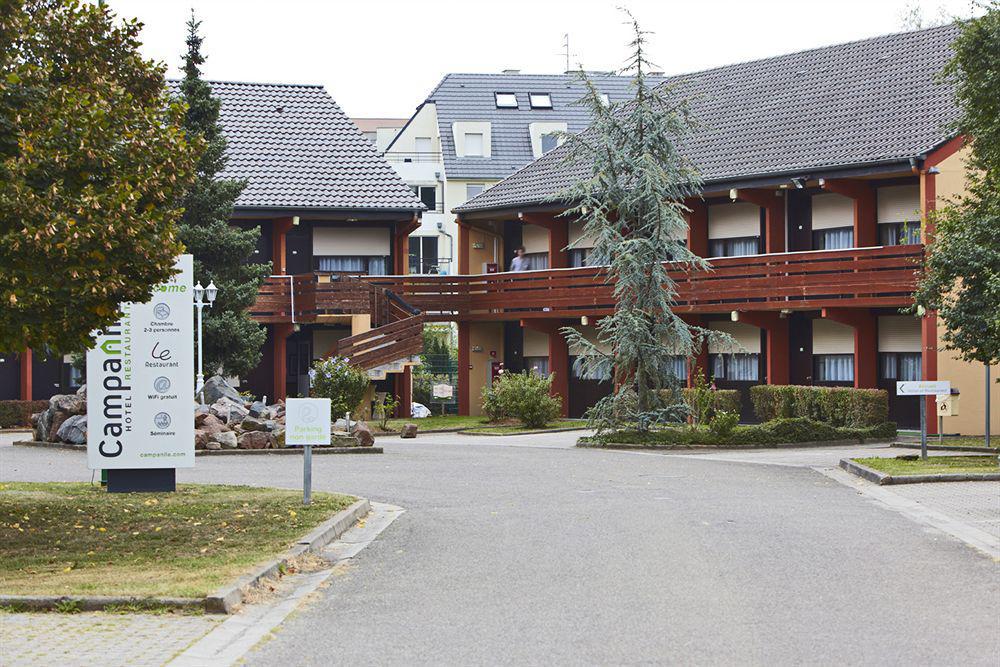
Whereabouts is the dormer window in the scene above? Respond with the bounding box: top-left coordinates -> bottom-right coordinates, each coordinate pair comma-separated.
529,93 -> 552,109
495,92 -> 518,108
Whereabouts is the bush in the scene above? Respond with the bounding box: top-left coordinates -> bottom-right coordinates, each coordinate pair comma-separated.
680,387 -> 740,422
750,385 -> 888,427
309,357 -> 371,419
708,410 -> 739,439
481,370 -> 562,428
583,417 -> 897,447
0,400 -> 49,428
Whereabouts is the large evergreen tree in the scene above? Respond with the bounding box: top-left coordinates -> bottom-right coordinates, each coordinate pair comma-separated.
177,13 -> 269,378
557,15 -> 729,432
915,3 -> 1000,371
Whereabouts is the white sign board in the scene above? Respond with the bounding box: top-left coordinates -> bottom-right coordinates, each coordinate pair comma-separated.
286,398 -> 331,446
896,380 -> 951,396
432,383 -> 453,399
87,255 -> 195,469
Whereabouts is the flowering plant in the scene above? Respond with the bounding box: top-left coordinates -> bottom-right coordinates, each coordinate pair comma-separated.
309,357 -> 371,419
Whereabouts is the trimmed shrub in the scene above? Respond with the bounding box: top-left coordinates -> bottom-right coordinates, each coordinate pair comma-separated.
481,370 -> 562,428
672,388 -> 740,423
708,410 -> 739,439
309,357 -> 371,419
750,385 -> 888,427
583,417 -> 897,447
0,400 -> 49,428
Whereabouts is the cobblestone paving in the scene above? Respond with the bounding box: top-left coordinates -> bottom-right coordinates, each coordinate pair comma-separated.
0,612 -> 220,667
888,480 -> 1000,540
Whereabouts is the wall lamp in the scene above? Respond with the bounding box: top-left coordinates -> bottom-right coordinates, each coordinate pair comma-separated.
790,177 -> 807,189
729,188 -> 738,201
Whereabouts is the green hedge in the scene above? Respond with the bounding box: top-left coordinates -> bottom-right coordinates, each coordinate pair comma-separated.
583,417 -> 897,447
750,385 -> 888,427
0,400 -> 49,428
680,388 -> 741,419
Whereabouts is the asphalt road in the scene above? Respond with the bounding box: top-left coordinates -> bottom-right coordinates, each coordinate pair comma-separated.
2,434 -> 998,665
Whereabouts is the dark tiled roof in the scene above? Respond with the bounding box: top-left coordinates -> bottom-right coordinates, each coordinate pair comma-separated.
173,81 -> 423,211
457,25 -> 961,213
414,72 -> 665,180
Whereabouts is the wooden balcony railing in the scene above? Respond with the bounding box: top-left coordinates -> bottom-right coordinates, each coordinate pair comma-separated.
251,245 -> 923,325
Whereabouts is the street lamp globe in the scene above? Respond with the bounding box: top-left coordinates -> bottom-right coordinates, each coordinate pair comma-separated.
205,281 -> 218,305
193,281 -> 204,305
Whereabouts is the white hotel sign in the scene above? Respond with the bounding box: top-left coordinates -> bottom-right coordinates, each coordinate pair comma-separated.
86,255 -> 195,469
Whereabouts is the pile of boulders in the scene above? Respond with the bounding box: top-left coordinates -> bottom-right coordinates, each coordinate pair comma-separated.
31,385 -> 88,444
196,376 -> 374,450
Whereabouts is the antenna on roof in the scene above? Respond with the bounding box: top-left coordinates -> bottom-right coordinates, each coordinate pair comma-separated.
559,33 -> 579,73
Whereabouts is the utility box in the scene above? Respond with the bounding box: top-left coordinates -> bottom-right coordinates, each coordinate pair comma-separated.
936,388 -> 960,417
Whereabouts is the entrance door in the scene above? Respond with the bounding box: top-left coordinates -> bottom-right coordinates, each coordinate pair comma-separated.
285,226 -> 312,275
286,339 -> 312,398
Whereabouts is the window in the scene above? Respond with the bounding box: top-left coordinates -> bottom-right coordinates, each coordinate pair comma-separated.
541,133 -> 560,155
661,356 -> 687,382
879,221 -> 921,246
599,93 -> 610,106
524,356 -> 550,376
315,256 -> 388,275
363,131 -> 377,144
569,248 -> 590,267
814,354 -> 854,382
529,93 -> 552,109
879,352 -> 921,381
465,133 -> 484,157
524,252 -> 549,270
571,356 -> 612,381
813,227 -> 854,250
412,185 -> 437,211
414,136 -> 433,154
709,353 -> 759,381
495,92 -> 518,108
409,236 -> 439,274
708,236 -> 759,257
466,183 -> 485,200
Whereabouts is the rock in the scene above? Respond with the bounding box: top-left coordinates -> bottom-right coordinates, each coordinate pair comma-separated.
262,420 -> 278,432
76,384 -> 87,395
210,397 -> 248,425
354,422 -> 375,447
194,405 -> 211,423
272,429 -> 285,448
400,423 -> 418,439
198,413 -> 226,436
56,415 -> 87,444
238,431 -> 272,449
333,418 -> 357,431
50,392 -> 85,415
205,440 -> 222,451
194,429 -> 211,449
248,401 -> 267,418
240,417 -> 266,432
211,431 -> 238,449
33,409 -> 51,442
47,412 -> 69,442
201,375 -> 241,405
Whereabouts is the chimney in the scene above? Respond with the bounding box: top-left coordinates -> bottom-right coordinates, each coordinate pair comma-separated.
502,69 -> 521,74
649,70 -> 665,76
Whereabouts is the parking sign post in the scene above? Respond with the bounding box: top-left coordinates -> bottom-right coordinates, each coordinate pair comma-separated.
896,381 -> 951,460
286,398 -> 331,505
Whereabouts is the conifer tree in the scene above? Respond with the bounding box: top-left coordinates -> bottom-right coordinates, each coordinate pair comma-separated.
177,13 -> 269,378
557,15 -> 729,432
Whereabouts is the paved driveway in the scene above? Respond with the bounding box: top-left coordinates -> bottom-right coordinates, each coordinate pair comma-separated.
1,433 -> 998,665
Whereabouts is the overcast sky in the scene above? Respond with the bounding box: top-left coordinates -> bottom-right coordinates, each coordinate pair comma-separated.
105,0 -> 974,119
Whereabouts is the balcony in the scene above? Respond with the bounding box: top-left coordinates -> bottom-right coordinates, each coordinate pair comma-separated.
382,151 -> 442,163
252,245 -> 923,324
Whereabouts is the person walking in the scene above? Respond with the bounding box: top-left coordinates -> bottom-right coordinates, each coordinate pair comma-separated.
509,246 -> 529,272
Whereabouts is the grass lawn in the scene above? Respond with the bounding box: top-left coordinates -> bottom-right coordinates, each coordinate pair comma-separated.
0,482 -> 354,598
379,415 -> 485,432
461,419 -> 586,435
854,456 -> 1000,476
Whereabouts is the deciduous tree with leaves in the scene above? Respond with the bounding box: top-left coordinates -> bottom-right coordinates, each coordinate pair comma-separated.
176,13 -> 269,378
557,15 -> 729,432
915,3 -> 1000,372
0,0 -> 200,353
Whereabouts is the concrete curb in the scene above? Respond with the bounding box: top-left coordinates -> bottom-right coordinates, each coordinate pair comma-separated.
0,498 -> 371,614
12,440 -> 382,455
891,443 -> 999,454
839,457 -> 1000,485
580,438 -> 886,451
204,497 -> 370,613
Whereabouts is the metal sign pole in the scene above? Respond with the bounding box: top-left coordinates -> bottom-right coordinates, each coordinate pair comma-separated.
303,444 -> 313,505
919,398 -> 927,461
986,364 -> 992,450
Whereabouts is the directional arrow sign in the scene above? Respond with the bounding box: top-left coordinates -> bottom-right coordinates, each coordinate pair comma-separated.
896,380 -> 951,396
